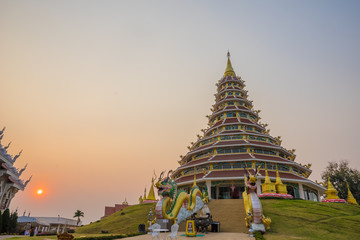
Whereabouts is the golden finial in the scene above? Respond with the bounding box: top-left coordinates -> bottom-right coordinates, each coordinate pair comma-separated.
224,51 -> 236,77
346,182 -> 358,205
193,169 -> 198,187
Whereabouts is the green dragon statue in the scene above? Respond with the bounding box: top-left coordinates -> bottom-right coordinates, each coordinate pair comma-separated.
154,170 -> 208,223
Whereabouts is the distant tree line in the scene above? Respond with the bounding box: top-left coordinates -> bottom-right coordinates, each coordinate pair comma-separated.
321,160 -> 360,203
0,209 -> 18,234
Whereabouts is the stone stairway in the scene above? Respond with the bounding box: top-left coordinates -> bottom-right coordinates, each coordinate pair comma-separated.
207,199 -> 248,233
178,199 -> 248,233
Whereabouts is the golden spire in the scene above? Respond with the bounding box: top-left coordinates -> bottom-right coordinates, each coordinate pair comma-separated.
146,178 -> 157,201
143,187 -> 147,200
346,182 -> 358,205
275,164 -> 288,194
275,164 -> 283,185
261,164 -> 276,193
192,172 -> 197,188
264,164 -> 272,184
325,178 -> 340,200
224,51 -> 236,77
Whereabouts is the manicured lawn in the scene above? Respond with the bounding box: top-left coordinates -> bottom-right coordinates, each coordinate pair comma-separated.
7,233 -> 114,240
261,199 -> 360,240
75,202 -> 156,234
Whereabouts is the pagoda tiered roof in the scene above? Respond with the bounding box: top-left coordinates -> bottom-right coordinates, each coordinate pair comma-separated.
173,53 -> 320,188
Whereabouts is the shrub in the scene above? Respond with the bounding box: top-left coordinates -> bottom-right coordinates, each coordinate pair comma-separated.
254,231 -> 266,240
74,232 -> 145,240
36,232 -> 57,236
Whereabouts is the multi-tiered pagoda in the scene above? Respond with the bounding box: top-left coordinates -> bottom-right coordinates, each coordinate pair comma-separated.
172,53 -> 325,201
0,127 -> 31,210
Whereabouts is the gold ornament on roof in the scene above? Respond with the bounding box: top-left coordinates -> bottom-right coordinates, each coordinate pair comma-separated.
224,51 -> 236,77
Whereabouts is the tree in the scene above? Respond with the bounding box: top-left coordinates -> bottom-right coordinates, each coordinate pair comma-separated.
321,160 -> 360,203
0,210 -> 2,233
9,211 -> 18,233
73,210 -> 84,226
2,209 -> 10,233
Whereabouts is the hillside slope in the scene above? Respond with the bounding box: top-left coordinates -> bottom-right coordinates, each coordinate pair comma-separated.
76,203 -> 156,234
262,199 -> 360,240
76,199 -> 360,240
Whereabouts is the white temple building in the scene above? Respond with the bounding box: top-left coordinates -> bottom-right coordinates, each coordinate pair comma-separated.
0,127 -> 31,210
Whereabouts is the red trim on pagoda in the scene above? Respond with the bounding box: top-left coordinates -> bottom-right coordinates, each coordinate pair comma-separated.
258,193 -> 293,199
236,106 -> 248,110
224,106 -> 237,110
211,120 -> 224,128
206,170 -> 245,178
322,199 -> 346,203
180,158 -> 210,168
253,154 -> 292,163
193,143 -> 215,151
240,118 -> 253,124
223,118 -> 240,124
176,173 -> 205,184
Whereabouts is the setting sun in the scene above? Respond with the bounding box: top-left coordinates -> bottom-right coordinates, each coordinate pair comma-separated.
37,189 -> 43,195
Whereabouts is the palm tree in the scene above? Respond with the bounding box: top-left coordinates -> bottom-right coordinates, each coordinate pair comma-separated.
73,210 -> 84,226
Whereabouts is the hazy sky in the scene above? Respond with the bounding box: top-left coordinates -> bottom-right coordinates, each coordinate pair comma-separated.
1,1 -> 359,224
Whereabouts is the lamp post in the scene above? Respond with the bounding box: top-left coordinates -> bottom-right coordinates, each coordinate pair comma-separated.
148,209 -> 154,231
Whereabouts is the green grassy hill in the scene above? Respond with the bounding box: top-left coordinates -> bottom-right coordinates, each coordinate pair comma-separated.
262,199 -> 360,240
76,203 -> 156,234
75,199 -> 360,240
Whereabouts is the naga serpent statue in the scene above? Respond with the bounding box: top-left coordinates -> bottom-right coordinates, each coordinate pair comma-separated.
154,170 -> 208,223
243,166 -> 271,233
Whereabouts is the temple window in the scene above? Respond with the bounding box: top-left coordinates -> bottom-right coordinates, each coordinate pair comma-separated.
228,101 -> 234,105
227,91 -> 234,95
226,112 -> 236,117
193,150 -> 213,160
256,136 -> 267,142
183,168 -> 195,175
217,147 -> 247,154
265,163 -> 276,170
239,112 -> 248,118
220,135 -> 231,140
255,162 -> 265,169
225,125 -> 239,130
245,126 -> 253,131
254,148 -> 276,155
278,164 -> 290,171
254,128 -> 262,133
235,92 -> 240,96
213,162 -> 232,170
197,165 -> 210,172
233,162 -> 246,168
246,162 -> 253,168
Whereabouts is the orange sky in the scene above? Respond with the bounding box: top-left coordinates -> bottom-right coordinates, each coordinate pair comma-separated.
1,1 -> 360,223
